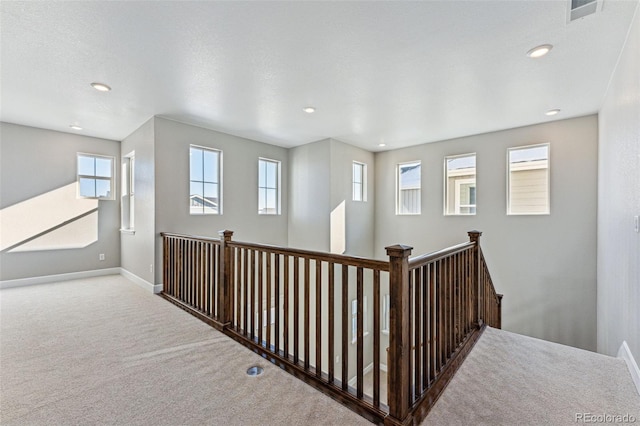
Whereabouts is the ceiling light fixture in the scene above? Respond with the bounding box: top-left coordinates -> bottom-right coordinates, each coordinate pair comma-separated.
303,107 -> 315,114
526,44 -> 553,58
545,109 -> 561,116
69,124 -> 83,130
91,82 -> 112,92
378,143 -> 386,147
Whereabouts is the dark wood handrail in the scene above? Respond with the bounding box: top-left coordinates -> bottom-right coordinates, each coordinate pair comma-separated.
228,240 -> 390,271
160,229 -> 502,426
408,241 -> 474,269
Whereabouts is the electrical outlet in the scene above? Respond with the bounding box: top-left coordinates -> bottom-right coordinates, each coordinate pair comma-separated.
336,355 -> 340,364
150,264 -> 154,273
99,253 -> 105,261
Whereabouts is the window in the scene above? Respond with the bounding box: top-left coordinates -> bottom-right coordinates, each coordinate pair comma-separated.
397,161 -> 421,215
121,152 -> 135,231
258,158 -> 281,215
445,153 -> 476,215
381,294 -> 390,334
190,146 -> 221,215
352,161 -> 367,202
351,297 -> 369,343
77,153 -> 114,199
507,144 -> 550,215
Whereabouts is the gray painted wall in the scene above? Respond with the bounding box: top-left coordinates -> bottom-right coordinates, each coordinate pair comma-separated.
0,122 -> 120,280
374,115 -> 599,351
597,8 -> 640,360
154,117 -> 289,283
120,118 -> 156,284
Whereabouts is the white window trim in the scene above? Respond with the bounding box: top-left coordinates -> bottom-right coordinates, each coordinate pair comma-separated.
396,160 -> 422,215
190,145 -> 223,215
352,161 -> 367,202
381,293 -> 390,335
77,153 -> 116,200
454,178 -> 476,215
120,151 -> 135,234
258,157 -> 281,215
351,296 -> 369,344
506,143 -> 550,216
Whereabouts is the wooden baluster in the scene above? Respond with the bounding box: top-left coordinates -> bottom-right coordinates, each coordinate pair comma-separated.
341,264 -> 348,391
373,269 -> 380,407
236,247 -> 242,330
316,260 -> 322,378
284,255 -> 290,358
356,267 -> 364,398
422,265 -> 428,391
293,257 -> 300,364
217,230 -> 234,326
414,267 -> 421,400
304,257 -> 310,371
468,231 -> 482,327
274,254 -> 280,354
258,251 -> 264,346
385,244 -> 413,425
266,251 -> 272,350
243,249 -> 249,335
328,262 -> 335,384
250,250 -> 256,340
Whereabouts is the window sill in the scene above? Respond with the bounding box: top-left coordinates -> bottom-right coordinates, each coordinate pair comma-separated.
351,331 -> 370,344
120,229 -> 135,235
381,330 -> 389,336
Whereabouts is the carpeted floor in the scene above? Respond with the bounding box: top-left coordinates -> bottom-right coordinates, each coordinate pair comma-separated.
1,275 -> 639,425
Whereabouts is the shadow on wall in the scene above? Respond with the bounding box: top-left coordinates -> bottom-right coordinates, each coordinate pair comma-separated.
0,183 -> 98,252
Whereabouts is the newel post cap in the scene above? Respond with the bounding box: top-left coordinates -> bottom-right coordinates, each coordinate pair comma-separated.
218,230 -> 234,241
385,244 -> 413,258
467,230 -> 483,242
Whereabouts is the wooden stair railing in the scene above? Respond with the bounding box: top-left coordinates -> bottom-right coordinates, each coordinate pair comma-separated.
160,230 -> 502,425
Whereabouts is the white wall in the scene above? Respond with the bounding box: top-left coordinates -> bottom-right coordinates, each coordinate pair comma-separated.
374,116 -> 599,351
597,6 -> 640,360
154,117 -> 289,283
120,118 -> 156,284
0,122 -> 120,280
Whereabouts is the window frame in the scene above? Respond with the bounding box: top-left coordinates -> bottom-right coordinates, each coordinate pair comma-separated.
351,296 -> 369,344
352,161 -> 367,202
120,152 -> 135,233
507,143 -> 550,216
77,153 -> 115,200
396,160 -> 422,215
258,157 -> 281,215
444,153 -> 476,216
189,145 -> 223,215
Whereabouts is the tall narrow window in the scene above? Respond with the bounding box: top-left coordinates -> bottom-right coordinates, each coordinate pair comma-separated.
190,146 -> 221,215
445,153 -> 476,215
258,158 -> 281,215
121,152 -> 135,231
397,161 -> 421,215
77,153 -> 114,199
507,144 -> 550,215
381,294 -> 390,334
352,161 -> 367,202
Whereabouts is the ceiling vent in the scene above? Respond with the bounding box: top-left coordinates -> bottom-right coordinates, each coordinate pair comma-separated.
568,0 -> 600,22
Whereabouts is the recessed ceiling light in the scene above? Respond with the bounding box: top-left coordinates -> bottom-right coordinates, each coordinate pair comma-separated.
527,44 -> 553,58
303,107 -> 315,113
378,143 -> 386,147
91,82 -> 111,92
69,124 -> 83,130
545,109 -> 561,116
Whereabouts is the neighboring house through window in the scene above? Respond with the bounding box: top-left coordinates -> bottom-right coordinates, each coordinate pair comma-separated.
77,153 -> 114,199
397,161 -> 421,215
507,144 -> 550,215
445,153 -> 476,215
258,158 -> 281,215
190,145 -> 221,215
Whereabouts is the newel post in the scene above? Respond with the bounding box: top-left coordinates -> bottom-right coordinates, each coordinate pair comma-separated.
468,230 -> 483,327
385,244 -> 413,425
218,230 -> 234,326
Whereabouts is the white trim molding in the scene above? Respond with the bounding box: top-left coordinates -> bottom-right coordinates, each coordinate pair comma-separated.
618,341 -> 640,396
0,268 -> 121,290
120,268 -> 162,294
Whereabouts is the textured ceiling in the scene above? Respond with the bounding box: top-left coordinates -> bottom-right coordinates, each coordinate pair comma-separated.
1,1 -> 638,151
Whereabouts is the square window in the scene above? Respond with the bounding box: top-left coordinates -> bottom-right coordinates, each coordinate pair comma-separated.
77,153 -> 115,200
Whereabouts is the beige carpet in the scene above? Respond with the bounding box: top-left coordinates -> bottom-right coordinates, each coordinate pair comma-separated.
425,327 -> 640,425
0,275 -> 369,426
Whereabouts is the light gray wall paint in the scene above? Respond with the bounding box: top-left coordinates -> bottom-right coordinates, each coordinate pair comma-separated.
120,118 -> 155,284
374,116 -> 599,351
154,117 -> 289,283
597,7 -> 640,360
0,122 -> 120,280
330,139 -> 375,258
288,139 -> 331,252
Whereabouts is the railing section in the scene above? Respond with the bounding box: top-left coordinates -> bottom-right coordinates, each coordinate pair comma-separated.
160,230 -> 502,425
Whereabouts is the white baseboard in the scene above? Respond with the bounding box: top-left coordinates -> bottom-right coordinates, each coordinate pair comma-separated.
120,268 -> 162,294
0,268 -> 121,290
348,362 -> 388,387
618,341 -> 640,396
